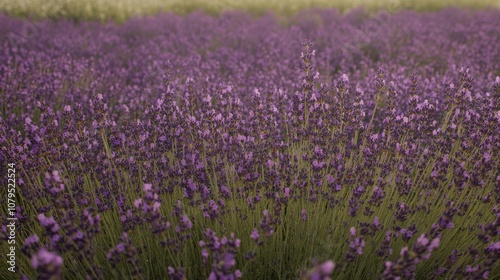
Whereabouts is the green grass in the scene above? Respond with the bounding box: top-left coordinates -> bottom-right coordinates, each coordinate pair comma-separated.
0,0 -> 499,22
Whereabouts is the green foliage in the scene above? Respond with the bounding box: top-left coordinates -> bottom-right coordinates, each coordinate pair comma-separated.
0,0 -> 499,22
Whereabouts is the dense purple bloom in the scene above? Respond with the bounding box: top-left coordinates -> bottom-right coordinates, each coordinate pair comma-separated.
31,248 -> 63,279
38,214 -> 59,233
0,6 -> 499,280
24,235 -> 39,247
250,229 -> 259,241
301,260 -> 335,280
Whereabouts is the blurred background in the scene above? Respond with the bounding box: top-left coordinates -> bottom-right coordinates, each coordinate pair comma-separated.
0,0 -> 499,22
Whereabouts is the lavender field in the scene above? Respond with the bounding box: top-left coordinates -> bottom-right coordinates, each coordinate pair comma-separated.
1,7 -> 500,280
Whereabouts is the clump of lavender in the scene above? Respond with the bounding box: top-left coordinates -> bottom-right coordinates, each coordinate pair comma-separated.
30,248 -> 63,280
133,183 -> 171,235
345,227 -> 366,264
107,232 -> 144,279
301,260 -> 335,280
381,235 -> 440,280
167,266 -> 186,280
199,229 -> 242,279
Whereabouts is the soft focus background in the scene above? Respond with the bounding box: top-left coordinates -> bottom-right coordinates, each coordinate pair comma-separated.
0,0 -> 499,21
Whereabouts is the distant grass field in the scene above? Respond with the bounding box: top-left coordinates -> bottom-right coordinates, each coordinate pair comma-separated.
0,0 -> 499,22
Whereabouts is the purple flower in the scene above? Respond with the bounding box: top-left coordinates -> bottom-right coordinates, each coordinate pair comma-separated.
400,246 -> 409,257
24,235 -> 39,247
435,267 -> 447,276
38,214 -> 59,233
350,238 -> 365,255
116,243 -> 125,253
416,234 -> 429,246
487,241 -> 500,251
31,248 -> 63,275
201,248 -> 209,263
153,201 -> 161,212
250,229 -> 259,241
320,260 -> 335,274
466,265 -> 479,273
341,74 -> 349,83
143,183 -> 152,192
302,260 -> 335,280
429,238 -> 440,251
167,266 -> 186,280
181,215 -> 192,229
134,198 -> 143,208
284,187 -> 291,197
223,253 -> 236,270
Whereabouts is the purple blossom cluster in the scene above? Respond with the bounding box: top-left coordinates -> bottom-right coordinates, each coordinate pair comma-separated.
0,7 -> 499,280
199,229 -> 242,279
300,260 -> 335,280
